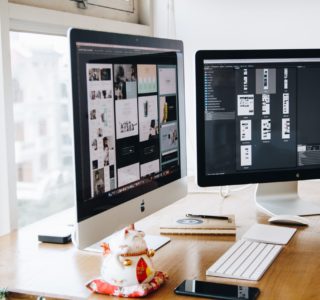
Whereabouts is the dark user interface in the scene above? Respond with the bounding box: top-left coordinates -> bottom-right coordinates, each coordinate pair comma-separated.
75,43 -> 181,204
203,60 -> 320,176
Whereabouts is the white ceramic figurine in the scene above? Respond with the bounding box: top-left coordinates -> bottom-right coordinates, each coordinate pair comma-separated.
100,224 -> 156,287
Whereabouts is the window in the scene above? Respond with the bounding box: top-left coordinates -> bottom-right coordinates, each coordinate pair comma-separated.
10,31 -> 75,227
9,0 -> 138,23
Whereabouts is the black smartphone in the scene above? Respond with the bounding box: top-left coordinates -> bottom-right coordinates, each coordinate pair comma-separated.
174,280 -> 260,300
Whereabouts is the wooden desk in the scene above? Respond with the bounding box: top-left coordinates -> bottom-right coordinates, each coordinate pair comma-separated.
1,181 -> 320,299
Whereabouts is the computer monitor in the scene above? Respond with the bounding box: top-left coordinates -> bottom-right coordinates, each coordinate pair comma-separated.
196,49 -> 320,216
69,28 -> 187,249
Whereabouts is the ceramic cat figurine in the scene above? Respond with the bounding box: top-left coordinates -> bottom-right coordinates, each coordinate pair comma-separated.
100,224 -> 156,287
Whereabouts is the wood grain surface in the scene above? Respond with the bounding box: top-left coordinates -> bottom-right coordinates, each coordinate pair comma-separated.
1,180 -> 320,299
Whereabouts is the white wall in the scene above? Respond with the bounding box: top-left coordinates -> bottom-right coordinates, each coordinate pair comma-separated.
174,0 -> 320,175
153,0 -> 176,38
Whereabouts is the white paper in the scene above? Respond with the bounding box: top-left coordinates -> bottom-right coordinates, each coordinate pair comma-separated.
282,118 -> 290,139
240,145 -> 252,166
158,67 -> 176,95
261,119 -> 271,140
115,98 -> 139,139
240,120 -> 251,141
160,122 -> 178,152
237,95 -> 254,116
137,64 -> 157,94
262,94 -> 270,115
117,163 -> 140,187
283,93 -> 289,114
140,159 -> 160,177
138,95 -> 158,142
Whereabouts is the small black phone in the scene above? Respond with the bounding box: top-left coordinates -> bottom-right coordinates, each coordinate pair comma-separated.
174,280 -> 260,300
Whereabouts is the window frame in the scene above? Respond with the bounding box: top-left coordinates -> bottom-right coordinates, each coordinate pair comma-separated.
0,0 -> 152,235
9,0 -> 138,23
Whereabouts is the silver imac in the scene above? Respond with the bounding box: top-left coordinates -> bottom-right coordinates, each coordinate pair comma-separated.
69,28 -> 187,249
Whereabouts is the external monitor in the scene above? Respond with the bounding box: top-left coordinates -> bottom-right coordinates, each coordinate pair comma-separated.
69,29 -> 187,249
196,49 -> 320,216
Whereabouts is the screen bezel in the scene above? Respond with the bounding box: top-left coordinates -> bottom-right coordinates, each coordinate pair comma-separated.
196,49 -> 320,187
69,28 -> 185,221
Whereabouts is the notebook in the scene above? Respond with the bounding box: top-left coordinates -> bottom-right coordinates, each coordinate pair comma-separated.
160,214 -> 236,235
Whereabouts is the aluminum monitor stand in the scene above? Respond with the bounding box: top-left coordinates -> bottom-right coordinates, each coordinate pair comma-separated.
255,181 -> 320,216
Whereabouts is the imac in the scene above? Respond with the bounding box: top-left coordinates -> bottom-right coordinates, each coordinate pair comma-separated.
69,29 -> 187,249
196,49 -> 320,216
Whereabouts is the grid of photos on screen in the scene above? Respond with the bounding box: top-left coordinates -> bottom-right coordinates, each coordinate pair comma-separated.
87,64 -> 116,197
158,65 -> 179,171
86,61 -> 179,197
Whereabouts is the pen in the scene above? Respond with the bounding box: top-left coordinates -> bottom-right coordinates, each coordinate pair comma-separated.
186,213 -> 230,221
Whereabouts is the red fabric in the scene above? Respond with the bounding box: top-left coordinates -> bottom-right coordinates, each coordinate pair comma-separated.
86,271 -> 168,298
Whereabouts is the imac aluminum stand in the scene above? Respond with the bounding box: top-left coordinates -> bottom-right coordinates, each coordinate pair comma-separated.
255,181 -> 320,216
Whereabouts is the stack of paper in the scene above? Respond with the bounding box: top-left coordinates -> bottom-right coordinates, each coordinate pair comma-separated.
160,215 -> 236,235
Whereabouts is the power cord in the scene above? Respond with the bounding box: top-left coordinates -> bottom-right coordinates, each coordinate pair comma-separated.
188,184 -> 252,215
189,184 -> 253,200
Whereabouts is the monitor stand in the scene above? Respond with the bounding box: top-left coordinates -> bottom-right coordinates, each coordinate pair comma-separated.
255,181 -> 320,216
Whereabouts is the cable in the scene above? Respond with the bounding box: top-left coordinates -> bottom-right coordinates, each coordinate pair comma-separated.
219,186 -> 230,199
189,184 -> 253,200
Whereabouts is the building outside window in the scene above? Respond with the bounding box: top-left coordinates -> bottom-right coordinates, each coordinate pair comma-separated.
15,122 -> 24,142
38,119 -> 47,136
10,31 -> 75,227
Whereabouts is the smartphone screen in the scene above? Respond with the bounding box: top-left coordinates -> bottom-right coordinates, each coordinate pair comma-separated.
174,280 -> 260,300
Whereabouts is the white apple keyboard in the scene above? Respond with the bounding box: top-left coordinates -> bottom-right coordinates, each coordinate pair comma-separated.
206,224 -> 296,281
206,239 -> 282,281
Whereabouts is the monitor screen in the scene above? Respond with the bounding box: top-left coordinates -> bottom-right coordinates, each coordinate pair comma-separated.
196,50 -> 320,187
70,29 -> 185,224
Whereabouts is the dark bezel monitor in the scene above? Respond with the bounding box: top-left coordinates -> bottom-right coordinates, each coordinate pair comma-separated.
196,49 -> 320,215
